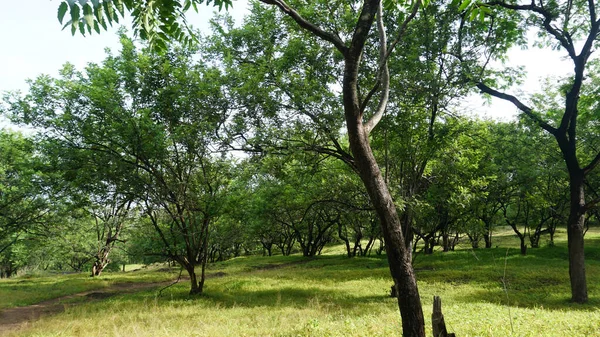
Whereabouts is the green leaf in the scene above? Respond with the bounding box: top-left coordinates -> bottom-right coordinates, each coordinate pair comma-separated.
70,4 -> 81,22
458,0 -> 471,11
83,4 -> 95,30
183,0 -> 192,12
102,1 -> 115,25
114,0 -> 125,17
58,2 -> 69,24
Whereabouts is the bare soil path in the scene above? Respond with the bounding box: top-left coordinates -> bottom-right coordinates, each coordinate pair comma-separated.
0,259 -> 313,335
0,279 -> 180,335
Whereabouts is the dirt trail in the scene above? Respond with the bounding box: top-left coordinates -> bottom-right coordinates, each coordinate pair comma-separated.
0,279 -> 180,335
0,260 -> 312,335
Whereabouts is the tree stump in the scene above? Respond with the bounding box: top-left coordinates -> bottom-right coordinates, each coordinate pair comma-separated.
432,296 -> 455,337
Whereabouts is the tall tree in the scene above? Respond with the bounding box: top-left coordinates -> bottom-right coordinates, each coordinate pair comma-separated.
470,0 -> 600,302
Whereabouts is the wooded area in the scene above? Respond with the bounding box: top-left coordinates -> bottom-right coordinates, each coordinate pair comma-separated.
1,0 -> 600,336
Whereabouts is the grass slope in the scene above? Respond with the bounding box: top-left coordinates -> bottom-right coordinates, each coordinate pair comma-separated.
2,227 -> 600,336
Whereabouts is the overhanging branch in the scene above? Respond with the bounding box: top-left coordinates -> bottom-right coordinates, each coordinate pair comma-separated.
475,81 -> 557,134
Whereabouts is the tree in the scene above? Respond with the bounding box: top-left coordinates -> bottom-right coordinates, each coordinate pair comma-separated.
53,0 -> 517,333
0,131 -> 48,270
470,0 -> 600,301
4,37 -> 231,294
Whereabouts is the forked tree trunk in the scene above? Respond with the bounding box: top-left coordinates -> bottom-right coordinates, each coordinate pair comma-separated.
260,0 -> 426,334
91,248 -> 111,277
185,262 -> 202,295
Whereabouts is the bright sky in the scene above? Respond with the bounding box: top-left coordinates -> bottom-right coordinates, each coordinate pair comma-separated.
0,1 -> 573,127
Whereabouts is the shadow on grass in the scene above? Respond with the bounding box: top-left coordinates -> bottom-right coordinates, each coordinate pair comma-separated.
106,239 -> 600,315
199,286 -> 394,311
452,287 -> 600,312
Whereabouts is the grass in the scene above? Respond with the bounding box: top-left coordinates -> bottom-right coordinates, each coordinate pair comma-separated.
0,265 -> 179,309
2,227 -> 600,336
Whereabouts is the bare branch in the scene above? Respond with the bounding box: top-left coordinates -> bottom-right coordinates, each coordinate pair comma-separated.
259,0 -> 348,54
364,2 -> 389,135
475,81 -> 557,134
583,151 -> 600,175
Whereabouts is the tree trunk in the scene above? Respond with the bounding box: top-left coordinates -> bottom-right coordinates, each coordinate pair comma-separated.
345,111 -> 425,336
432,296 -> 456,337
185,263 -> 201,295
519,236 -> 527,255
483,222 -> 492,249
567,173 -> 587,303
91,251 -> 110,277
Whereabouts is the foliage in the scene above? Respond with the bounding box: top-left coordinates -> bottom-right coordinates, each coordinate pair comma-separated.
57,0 -> 233,50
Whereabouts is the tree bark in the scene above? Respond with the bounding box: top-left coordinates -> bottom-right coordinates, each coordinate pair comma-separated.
185,262 -> 202,295
345,106 -> 425,336
567,171 -> 587,303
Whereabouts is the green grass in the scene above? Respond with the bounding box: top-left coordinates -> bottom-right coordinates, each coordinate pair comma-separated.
0,266 -> 179,309
3,229 -> 600,336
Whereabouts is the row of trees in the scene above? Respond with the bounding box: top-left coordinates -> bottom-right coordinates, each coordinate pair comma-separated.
2,93 -> 592,273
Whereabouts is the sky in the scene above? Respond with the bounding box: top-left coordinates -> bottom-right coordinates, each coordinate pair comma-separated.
0,1 -> 574,127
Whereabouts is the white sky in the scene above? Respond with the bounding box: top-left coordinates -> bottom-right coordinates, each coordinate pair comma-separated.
0,1 -> 574,127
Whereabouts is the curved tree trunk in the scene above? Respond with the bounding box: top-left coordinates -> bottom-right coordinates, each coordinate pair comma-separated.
345,101 -> 425,336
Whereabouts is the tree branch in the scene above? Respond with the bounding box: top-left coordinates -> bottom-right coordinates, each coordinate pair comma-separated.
485,0 -> 577,60
361,0 -> 420,115
475,81 -> 557,134
364,2 -> 389,135
589,0 -> 597,25
583,151 -> 600,175
259,0 -> 348,54
385,0 -> 421,61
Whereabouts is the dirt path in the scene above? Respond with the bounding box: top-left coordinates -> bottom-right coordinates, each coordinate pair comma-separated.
0,259 -> 312,335
0,279 -> 181,335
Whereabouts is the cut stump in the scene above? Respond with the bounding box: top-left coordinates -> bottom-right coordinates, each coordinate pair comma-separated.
432,296 -> 455,337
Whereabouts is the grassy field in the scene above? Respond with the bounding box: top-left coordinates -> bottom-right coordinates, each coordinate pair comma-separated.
2,227 -> 600,336
0,266 -> 179,310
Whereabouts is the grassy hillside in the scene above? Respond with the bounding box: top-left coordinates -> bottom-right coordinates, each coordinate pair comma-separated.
2,227 -> 599,336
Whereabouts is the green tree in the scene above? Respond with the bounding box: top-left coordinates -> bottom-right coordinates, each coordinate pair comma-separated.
4,38 -> 231,294
0,131 -> 49,276
471,0 -> 600,303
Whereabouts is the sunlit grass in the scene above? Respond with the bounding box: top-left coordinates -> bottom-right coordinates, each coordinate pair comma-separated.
3,228 -> 600,336
0,265 -> 179,309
